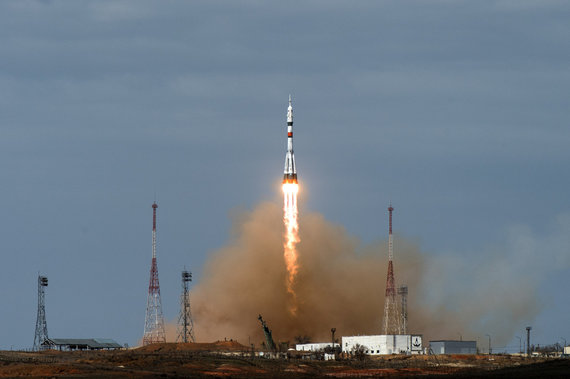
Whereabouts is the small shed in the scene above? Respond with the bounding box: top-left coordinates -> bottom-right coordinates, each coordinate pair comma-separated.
429,340 -> 477,354
42,338 -> 123,351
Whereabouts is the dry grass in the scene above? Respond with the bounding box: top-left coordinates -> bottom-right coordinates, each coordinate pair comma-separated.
0,346 -> 567,378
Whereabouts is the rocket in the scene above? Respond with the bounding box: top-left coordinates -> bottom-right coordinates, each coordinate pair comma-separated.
283,95 -> 297,184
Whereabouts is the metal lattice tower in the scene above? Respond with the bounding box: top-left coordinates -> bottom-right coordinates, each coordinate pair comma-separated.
33,275 -> 49,351
142,202 -> 166,345
177,270 -> 196,343
382,204 -> 401,335
397,285 -> 408,335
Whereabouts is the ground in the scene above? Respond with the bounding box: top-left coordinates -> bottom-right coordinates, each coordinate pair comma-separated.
0,342 -> 568,378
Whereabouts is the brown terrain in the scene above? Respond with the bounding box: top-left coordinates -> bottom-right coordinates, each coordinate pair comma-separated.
0,342 -> 568,378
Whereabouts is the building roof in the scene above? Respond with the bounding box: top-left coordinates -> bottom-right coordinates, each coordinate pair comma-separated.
43,338 -> 122,349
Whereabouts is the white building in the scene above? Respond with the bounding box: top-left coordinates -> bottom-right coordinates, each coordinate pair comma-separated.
342,335 -> 423,355
429,340 -> 477,354
296,342 -> 339,352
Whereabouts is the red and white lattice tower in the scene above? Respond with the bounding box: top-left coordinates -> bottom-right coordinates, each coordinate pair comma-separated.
382,204 -> 400,335
142,202 -> 166,345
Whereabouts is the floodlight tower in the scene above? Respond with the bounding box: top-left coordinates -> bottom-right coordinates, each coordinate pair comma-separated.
382,204 -> 400,335
177,270 -> 196,343
397,285 -> 408,334
526,326 -> 532,357
142,202 -> 166,345
33,275 -> 49,350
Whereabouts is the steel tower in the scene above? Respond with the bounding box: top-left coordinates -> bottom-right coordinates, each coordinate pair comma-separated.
177,270 -> 196,343
33,275 -> 49,350
397,285 -> 408,334
382,204 -> 400,335
142,202 -> 166,345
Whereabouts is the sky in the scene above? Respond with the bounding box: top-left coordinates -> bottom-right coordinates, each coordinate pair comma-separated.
0,0 -> 569,351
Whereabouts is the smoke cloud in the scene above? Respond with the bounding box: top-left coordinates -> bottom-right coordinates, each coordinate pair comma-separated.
183,202 -> 569,348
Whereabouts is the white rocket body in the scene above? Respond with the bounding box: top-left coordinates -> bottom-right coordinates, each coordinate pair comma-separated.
283,95 -> 297,184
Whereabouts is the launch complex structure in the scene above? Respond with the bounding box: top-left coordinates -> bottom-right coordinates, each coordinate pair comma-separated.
31,98 -> 414,353
30,97 -> 422,355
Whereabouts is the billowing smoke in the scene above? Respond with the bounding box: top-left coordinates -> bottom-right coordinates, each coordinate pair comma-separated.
184,202 -> 569,348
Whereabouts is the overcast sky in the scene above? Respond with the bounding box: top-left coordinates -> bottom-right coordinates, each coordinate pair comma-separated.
0,0 -> 568,350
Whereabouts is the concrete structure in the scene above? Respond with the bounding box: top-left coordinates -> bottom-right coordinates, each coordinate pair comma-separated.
429,340 -> 477,355
342,335 -> 423,355
296,342 -> 340,352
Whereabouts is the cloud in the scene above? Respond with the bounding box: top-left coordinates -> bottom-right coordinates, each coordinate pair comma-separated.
179,202 -> 569,347
88,1 -> 154,22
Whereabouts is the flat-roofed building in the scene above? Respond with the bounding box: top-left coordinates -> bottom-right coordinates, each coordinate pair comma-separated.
42,338 -> 122,351
429,340 -> 477,354
342,335 -> 423,355
295,342 -> 339,352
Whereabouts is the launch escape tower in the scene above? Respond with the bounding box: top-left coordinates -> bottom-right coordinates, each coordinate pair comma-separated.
177,270 -> 196,343
33,275 -> 49,351
382,204 -> 401,335
143,202 -> 166,345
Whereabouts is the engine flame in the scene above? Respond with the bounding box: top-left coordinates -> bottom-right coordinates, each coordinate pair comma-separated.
282,181 -> 299,315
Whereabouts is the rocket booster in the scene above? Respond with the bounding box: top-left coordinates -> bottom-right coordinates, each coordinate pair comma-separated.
283,95 -> 297,184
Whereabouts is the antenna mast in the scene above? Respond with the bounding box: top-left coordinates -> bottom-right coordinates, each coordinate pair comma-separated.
382,204 -> 400,335
143,202 -> 166,345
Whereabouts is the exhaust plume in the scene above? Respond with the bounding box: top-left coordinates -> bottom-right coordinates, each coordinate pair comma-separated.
282,182 -> 300,315
186,202 -> 569,348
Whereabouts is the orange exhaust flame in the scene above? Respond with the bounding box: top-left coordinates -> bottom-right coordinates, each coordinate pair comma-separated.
282,182 -> 299,315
